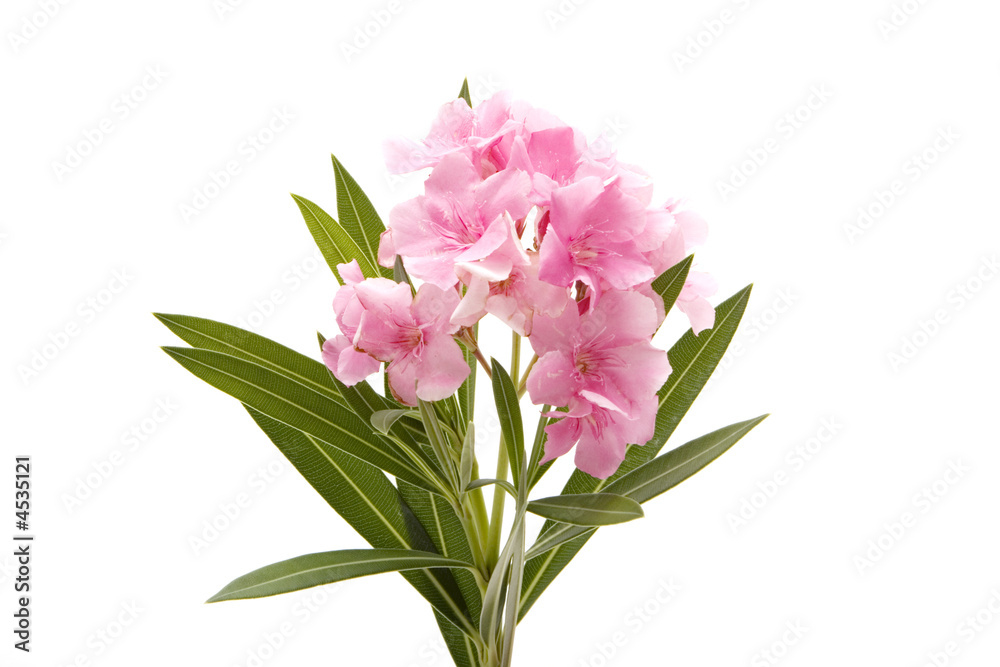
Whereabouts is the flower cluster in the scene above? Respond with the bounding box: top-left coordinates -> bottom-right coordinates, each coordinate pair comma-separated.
322,92 -> 716,478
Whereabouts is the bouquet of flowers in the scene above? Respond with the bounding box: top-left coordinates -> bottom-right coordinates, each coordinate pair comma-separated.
158,79 -> 766,667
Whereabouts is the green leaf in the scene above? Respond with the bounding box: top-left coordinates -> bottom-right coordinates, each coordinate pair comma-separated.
526,408 -> 554,490
458,78 -> 472,106
500,520 -> 526,667
154,313 -> 345,406
398,481 -> 484,629
291,193 -> 379,283
491,359 -> 524,491
207,548 -> 474,603
526,493 -> 644,527
518,285 -> 753,619
457,323 -> 478,424
459,425 -> 475,492
480,518 -> 522,654
525,415 -> 767,559
465,478 -> 517,498
371,409 -> 419,435
434,610 -> 480,667
331,155 -> 394,280
161,346 -> 438,493
651,254 -> 693,318
240,408 -> 473,633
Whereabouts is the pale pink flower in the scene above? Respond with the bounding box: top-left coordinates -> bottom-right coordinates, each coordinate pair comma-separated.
642,199 -> 717,334
537,176 -> 655,301
506,124 -> 586,207
321,260 -> 381,385
321,271 -> 469,406
383,153 -> 532,289
526,290 -> 671,478
451,252 -> 572,336
383,92 -> 520,177
540,402 -> 660,479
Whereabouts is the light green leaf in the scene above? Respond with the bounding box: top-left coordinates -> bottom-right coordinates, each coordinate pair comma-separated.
371,409 -> 419,435
459,426 -> 475,492
525,415 -> 767,559
207,548 -> 474,603
491,359 -> 523,491
518,285 -> 753,619
465,478 -> 517,498
527,493 -> 643,527
331,155 -> 394,280
480,518 -> 522,654
291,193 -> 379,283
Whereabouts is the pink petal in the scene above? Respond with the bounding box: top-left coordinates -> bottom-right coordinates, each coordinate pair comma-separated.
677,297 -> 716,335
451,276 -> 489,328
322,336 -> 379,386
411,283 -> 460,333
540,417 -> 581,464
572,422 -> 627,479
412,333 -> 470,402
526,352 -> 578,408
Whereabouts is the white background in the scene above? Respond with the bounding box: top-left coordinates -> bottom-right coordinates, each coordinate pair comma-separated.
3,1 -> 1000,666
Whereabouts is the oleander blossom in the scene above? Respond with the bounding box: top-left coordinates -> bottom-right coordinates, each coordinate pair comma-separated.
526,291 -> 671,478
325,89 -> 718,476
321,261 -> 470,406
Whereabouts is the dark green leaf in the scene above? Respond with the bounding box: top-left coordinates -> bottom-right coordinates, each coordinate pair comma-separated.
161,346 -> 437,493
651,254 -> 693,318
238,408 -> 472,632
491,359 -> 523,491
291,193 -> 379,283
458,78 -> 472,106
331,155 -> 394,279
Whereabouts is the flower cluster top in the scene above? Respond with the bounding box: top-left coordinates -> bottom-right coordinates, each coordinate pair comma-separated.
322,92 -> 716,478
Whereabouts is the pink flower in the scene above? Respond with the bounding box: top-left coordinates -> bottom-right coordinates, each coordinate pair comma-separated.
383,152 -> 532,289
451,251 -> 572,336
321,269 -> 470,406
540,403 -> 660,479
506,124 -> 586,207
321,261 -> 381,385
526,290 -> 671,478
383,92 -> 520,177
537,176 -> 655,302
642,200 -> 717,334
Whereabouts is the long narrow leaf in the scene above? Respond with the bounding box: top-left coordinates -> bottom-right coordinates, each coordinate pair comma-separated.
491,359 -> 523,491
525,415 -> 767,559
292,193 -> 379,283
527,493 -> 643,527
398,481 -> 484,628
161,346 -> 437,493
207,548 -> 474,603
154,313 -> 344,406
331,155 -> 394,280
652,254 -> 693,317
239,408 -> 472,632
